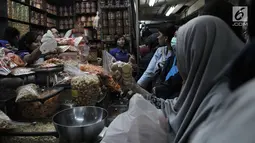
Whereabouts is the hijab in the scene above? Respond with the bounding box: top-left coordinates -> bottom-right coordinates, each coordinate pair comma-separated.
161,16 -> 243,143
201,0 -> 245,42
212,0 -> 255,91
190,78 -> 255,143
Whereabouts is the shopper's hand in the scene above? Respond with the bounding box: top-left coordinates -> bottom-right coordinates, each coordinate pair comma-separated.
128,54 -> 136,64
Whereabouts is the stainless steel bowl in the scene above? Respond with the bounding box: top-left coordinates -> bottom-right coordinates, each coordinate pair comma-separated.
52,106 -> 107,142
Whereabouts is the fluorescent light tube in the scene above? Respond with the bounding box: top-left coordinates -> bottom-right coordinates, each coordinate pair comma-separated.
149,0 -> 155,7
165,6 -> 175,16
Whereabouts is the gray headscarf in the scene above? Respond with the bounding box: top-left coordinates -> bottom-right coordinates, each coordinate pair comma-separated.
190,78 -> 255,143
161,16 -> 244,142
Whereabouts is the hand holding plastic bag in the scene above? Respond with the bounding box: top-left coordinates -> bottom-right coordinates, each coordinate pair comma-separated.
40,30 -> 57,54
101,94 -> 169,143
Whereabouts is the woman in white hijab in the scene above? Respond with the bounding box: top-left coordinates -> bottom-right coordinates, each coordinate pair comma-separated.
146,15 -> 244,143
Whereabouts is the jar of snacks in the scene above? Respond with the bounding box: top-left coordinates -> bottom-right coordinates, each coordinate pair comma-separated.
92,7 -> 96,13
109,28 -> 115,35
116,20 -> 123,27
91,2 -> 96,8
102,12 -> 108,19
102,28 -> 109,35
123,10 -> 129,19
108,20 -> 115,27
116,26 -> 123,35
124,28 -> 129,34
108,12 -> 115,20
103,19 -> 108,27
115,11 -> 122,19
124,19 -> 130,26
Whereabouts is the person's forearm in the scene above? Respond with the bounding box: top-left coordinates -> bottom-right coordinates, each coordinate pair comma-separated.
137,74 -> 152,88
149,95 -> 164,109
24,48 -> 41,64
132,83 -> 152,99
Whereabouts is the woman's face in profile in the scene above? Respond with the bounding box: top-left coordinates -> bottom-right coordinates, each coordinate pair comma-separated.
29,35 -> 42,51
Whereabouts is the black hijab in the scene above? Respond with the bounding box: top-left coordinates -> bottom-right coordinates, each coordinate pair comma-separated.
201,0 -> 245,42
215,0 -> 255,91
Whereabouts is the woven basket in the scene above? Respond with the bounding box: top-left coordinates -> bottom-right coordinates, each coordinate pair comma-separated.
88,50 -> 98,61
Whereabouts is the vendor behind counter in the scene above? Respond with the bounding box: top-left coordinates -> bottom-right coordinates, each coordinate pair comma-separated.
16,32 -> 43,65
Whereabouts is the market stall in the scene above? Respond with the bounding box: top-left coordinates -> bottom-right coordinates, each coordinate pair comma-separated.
0,0 -> 137,142
0,33 -> 137,142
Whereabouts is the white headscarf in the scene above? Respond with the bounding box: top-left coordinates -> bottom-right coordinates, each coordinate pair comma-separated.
161,16 -> 244,142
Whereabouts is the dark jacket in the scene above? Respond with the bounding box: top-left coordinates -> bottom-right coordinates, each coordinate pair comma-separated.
153,56 -> 183,99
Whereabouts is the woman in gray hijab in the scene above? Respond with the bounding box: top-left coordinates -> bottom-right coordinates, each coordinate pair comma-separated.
189,78 -> 255,143
145,15 -> 244,143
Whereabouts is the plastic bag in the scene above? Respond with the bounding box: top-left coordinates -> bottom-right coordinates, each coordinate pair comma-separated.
6,53 -> 26,67
102,50 -> 116,73
64,64 -> 85,76
0,110 -> 16,129
71,74 -> 102,106
0,60 -> 11,75
16,84 -> 40,102
40,30 -> 57,54
101,94 -> 169,143
93,11 -> 100,30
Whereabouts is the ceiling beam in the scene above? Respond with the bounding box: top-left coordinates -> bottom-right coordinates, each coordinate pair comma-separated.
139,14 -> 179,21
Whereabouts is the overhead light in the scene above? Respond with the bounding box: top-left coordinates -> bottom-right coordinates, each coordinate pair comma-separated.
165,6 -> 176,16
149,0 -> 156,7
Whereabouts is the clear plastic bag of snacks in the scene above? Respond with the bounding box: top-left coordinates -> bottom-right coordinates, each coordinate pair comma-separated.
16,84 -> 40,102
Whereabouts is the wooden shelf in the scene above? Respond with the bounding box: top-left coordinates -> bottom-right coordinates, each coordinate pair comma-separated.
58,15 -> 75,18
46,12 -> 58,18
30,6 -> 46,14
11,0 -> 30,7
84,26 -> 94,29
59,29 -> 70,31
7,18 -> 30,25
30,23 -> 47,29
100,5 -> 129,10
76,12 -> 97,16
89,39 -> 101,42
76,0 -> 98,2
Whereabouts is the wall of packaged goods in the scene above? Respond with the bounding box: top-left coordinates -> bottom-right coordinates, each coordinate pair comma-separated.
0,0 -> 135,62
99,0 -> 132,52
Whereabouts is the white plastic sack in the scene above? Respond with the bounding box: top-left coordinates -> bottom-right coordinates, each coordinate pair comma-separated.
101,94 -> 169,143
40,30 -> 57,54
93,11 -> 100,29
102,50 -> 116,73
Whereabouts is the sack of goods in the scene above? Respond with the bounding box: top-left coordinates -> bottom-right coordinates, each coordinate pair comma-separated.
71,74 -> 102,106
111,61 -> 133,87
16,84 -> 40,102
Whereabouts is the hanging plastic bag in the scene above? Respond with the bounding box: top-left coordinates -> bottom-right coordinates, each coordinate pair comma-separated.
101,94 -> 169,143
102,50 -> 116,73
16,84 -> 40,102
93,11 -> 100,30
40,30 -> 57,54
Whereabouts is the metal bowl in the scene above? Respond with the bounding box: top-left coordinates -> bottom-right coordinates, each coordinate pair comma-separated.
52,106 -> 107,142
